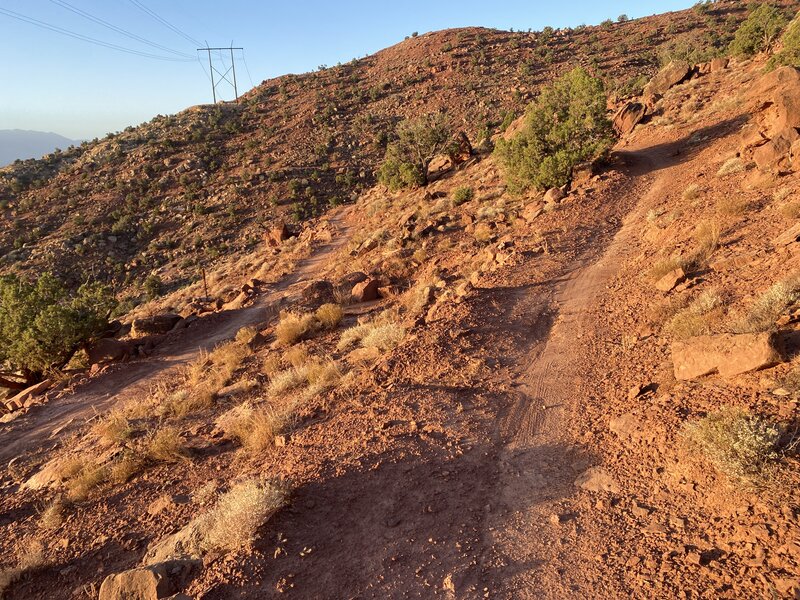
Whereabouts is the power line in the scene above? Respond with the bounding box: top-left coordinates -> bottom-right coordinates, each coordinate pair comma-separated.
197,45 -> 243,103
0,6 -> 194,61
127,0 -> 203,48
48,0 -> 194,59
241,49 -> 255,89
196,54 -> 213,84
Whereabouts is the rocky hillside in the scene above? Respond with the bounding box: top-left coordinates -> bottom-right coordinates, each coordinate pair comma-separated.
1,2 -> 800,599
0,1 -> 782,308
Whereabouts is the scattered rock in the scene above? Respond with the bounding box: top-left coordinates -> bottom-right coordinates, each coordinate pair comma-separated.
643,61 -> 690,104
671,332 -> 784,380
613,102 -> 647,135
337,271 -> 368,289
99,560 -> 200,600
351,278 -> 383,302
147,494 -> 190,517
773,222 -> 800,247
544,187 -> 566,204
4,379 -> 51,411
709,57 -> 728,72
346,346 -> 381,364
297,280 -> 335,311
575,467 -> 620,493
747,66 -> 800,137
610,412 -> 641,440
266,222 -> 297,247
753,127 -> 799,173
132,314 -> 183,337
86,338 -> 134,364
655,267 -> 685,292
522,202 -> 543,222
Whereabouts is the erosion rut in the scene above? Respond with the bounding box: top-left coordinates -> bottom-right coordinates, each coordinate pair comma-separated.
485,148 -> 670,598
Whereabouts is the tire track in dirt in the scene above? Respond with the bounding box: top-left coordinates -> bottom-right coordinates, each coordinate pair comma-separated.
483,148 -> 672,598
0,209 -> 354,465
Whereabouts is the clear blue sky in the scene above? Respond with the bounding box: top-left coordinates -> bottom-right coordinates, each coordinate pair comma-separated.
0,1 -> 695,140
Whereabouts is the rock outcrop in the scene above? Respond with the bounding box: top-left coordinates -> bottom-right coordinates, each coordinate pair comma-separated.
613,101 -> 647,135
643,61 -> 690,105
671,332 -> 784,380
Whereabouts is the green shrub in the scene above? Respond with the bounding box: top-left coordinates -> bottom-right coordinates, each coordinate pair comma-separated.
452,186 -> 474,205
0,273 -> 116,388
144,274 -> 162,300
494,67 -> 614,193
729,3 -> 788,57
768,11 -> 800,68
377,114 -> 452,191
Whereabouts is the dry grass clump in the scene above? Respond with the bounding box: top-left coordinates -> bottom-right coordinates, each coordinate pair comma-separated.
716,157 -> 746,177
338,311 -> 406,353
665,289 -> 725,339
199,478 -> 289,552
773,188 -> 792,203
284,345 -> 309,368
268,358 -> 342,398
315,303 -> 344,329
219,404 -> 288,453
183,340 -> 252,407
305,359 -> 342,389
261,354 -> 282,377
65,461 -> 109,501
333,285 -> 354,306
267,367 -> 308,397
780,363 -> 800,393
360,323 -> 405,351
730,273 -> 800,333
145,426 -> 187,463
693,220 -> 721,258
109,452 -> 145,484
0,539 -> 45,596
649,257 -> 684,281
209,340 -> 252,382
717,196 -> 750,216
235,326 -> 258,345
275,311 -> 317,346
39,499 -> 64,530
93,411 -> 133,445
160,389 -> 213,418
400,276 -> 441,317
651,222 -> 722,279
683,408 -> 783,487
682,184 -> 701,201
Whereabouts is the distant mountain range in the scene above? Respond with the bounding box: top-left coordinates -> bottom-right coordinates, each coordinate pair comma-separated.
0,129 -> 81,166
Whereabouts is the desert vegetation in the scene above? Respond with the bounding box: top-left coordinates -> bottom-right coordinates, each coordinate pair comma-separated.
377,113 -> 453,190
494,67 -> 614,192
0,273 -> 115,390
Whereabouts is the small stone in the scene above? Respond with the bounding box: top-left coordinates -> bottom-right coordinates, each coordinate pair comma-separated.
574,467 -> 620,494
655,268 -> 685,293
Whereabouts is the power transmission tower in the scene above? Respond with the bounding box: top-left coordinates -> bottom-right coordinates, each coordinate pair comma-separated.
197,45 -> 243,103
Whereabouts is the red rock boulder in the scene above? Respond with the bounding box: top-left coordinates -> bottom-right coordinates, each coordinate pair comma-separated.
671,332 -> 784,380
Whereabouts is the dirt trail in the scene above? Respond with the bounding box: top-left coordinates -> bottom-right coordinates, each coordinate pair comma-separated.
0,208 -> 354,465
483,147 -> 673,597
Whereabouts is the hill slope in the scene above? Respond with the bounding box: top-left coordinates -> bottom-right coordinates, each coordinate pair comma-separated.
1,3 -> 800,599
0,1 -> 779,305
